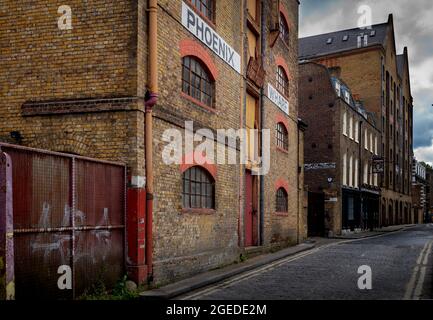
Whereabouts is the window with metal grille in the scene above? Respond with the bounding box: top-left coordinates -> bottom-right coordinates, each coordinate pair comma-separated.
190,0 -> 214,21
276,66 -> 289,97
182,56 -> 215,107
279,13 -> 290,45
276,122 -> 288,151
276,188 -> 288,212
182,166 -> 215,209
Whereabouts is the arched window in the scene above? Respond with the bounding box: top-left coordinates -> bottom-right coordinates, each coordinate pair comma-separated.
182,56 -> 215,108
276,188 -> 288,213
276,66 -> 289,96
182,166 -> 215,209
276,122 -> 288,151
189,0 -> 215,21
279,13 -> 290,45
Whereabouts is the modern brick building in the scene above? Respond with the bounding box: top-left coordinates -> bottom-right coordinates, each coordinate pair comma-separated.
300,62 -> 381,236
0,0 -> 305,289
300,14 -> 414,231
426,165 -> 433,223
412,159 -> 427,224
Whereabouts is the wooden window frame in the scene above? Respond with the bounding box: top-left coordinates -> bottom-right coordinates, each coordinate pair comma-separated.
276,187 -> 288,213
182,56 -> 215,108
276,66 -> 289,97
182,166 -> 216,210
276,122 -> 289,152
279,12 -> 290,46
188,0 -> 216,24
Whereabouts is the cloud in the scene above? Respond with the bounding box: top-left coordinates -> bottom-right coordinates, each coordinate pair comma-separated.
300,0 -> 433,163
415,144 -> 433,165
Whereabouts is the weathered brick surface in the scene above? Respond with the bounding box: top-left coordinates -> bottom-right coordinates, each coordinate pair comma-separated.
300,62 -> 381,235
309,18 -> 414,227
0,0 -> 304,287
0,0 -> 145,177
260,0 -> 304,246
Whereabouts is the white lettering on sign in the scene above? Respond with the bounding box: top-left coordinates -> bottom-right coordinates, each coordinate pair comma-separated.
267,84 -> 289,116
304,163 -> 337,171
181,1 -> 241,74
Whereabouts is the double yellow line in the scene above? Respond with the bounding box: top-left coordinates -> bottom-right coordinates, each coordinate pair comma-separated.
404,239 -> 433,300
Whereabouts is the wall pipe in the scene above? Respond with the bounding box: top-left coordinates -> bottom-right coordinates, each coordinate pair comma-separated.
145,0 -> 159,281
239,0 -> 245,248
259,0 -> 266,246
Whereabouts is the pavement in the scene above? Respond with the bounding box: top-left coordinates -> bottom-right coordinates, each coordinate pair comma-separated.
140,223 -> 428,300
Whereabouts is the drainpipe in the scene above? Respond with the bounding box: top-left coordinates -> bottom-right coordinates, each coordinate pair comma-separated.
359,120 -> 364,230
239,0 -> 245,248
145,0 -> 158,281
297,124 -> 300,244
259,0 -> 266,246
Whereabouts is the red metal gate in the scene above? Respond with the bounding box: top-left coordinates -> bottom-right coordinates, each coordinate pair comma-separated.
0,143 -> 126,300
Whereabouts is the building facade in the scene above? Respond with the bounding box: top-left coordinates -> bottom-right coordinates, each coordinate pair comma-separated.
0,0 -> 305,288
412,159 -> 427,224
300,62 -> 380,236
300,14 -> 414,228
426,166 -> 433,223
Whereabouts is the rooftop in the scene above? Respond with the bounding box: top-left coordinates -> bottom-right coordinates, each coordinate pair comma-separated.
299,21 -> 389,60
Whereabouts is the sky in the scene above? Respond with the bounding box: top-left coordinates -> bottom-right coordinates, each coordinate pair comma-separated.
299,0 -> 433,165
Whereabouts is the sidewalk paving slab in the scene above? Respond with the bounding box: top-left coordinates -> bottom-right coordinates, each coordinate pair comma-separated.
139,242 -> 316,300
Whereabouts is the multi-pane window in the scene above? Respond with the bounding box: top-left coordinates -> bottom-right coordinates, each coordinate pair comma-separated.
190,0 -> 214,21
276,188 -> 288,212
276,122 -> 288,151
343,111 -> 347,136
343,153 -> 347,185
279,13 -> 290,44
182,56 -> 214,107
349,115 -> 353,140
182,166 -> 215,209
276,66 -> 289,96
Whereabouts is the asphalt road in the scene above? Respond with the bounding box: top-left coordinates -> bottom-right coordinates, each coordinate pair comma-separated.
180,224 -> 433,300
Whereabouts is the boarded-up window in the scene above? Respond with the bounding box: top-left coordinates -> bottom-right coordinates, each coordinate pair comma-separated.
247,28 -> 258,59
247,0 -> 258,21
246,93 -> 258,162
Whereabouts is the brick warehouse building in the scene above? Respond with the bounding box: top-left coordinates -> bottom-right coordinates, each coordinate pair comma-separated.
300,62 -> 381,237
0,0 -> 306,293
299,14 -> 414,230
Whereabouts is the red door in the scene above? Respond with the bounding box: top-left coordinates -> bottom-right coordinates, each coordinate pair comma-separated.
245,170 -> 254,247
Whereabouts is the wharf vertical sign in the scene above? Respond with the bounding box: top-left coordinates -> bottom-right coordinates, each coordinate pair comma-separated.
267,84 -> 290,116
181,1 -> 241,74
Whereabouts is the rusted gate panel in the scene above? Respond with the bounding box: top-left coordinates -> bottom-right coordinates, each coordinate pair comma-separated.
0,143 -> 126,300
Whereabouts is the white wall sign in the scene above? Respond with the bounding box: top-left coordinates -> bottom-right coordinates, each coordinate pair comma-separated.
181,1 -> 241,74
304,163 -> 337,171
267,83 -> 289,116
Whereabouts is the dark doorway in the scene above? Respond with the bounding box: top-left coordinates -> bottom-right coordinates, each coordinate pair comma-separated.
245,170 -> 258,247
308,192 -> 325,237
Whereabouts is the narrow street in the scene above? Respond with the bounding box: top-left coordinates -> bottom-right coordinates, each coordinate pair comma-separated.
180,225 -> 433,300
